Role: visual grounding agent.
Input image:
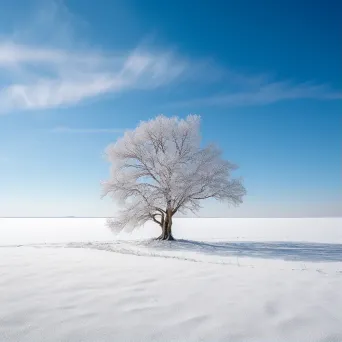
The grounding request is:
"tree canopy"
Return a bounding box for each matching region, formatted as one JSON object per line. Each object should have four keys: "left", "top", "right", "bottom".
{"left": 102, "top": 115, "right": 246, "bottom": 240}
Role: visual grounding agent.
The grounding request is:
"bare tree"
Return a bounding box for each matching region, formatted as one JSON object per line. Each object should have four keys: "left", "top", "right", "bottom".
{"left": 101, "top": 115, "right": 246, "bottom": 240}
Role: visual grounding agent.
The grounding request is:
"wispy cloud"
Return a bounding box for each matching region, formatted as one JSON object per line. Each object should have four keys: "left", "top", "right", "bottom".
{"left": 173, "top": 80, "right": 342, "bottom": 108}
{"left": 0, "top": 0, "right": 341, "bottom": 113}
{"left": 52, "top": 126, "right": 125, "bottom": 134}
{"left": 0, "top": 1, "right": 203, "bottom": 113}
{"left": 0, "top": 41, "right": 193, "bottom": 113}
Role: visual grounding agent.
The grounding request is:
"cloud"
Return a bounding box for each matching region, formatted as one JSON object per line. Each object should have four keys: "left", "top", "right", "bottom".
{"left": 0, "top": 1, "right": 199, "bottom": 113}
{"left": 0, "top": 0, "right": 341, "bottom": 113}
{"left": 0, "top": 41, "right": 192, "bottom": 112}
{"left": 173, "top": 80, "right": 342, "bottom": 108}
{"left": 52, "top": 126, "right": 125, "bottom": 134}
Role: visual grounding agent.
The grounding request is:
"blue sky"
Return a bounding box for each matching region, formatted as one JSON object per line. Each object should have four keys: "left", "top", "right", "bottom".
{"left": 0, "top": 0, "right": 341, "bottom": 217}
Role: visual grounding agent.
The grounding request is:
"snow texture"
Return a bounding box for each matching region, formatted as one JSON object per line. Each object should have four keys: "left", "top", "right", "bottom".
{"left": 0, "top": 218, "right": 342, "bottom": 342}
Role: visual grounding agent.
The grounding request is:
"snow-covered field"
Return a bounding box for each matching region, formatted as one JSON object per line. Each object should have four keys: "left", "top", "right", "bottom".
{"left": 1, "top": 218, "right": 342, "bottom": 342}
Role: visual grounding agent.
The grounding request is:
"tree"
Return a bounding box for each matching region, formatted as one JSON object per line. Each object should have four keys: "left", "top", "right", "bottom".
{"left": 101, "top": 115, "right": 246, "bottom": 240}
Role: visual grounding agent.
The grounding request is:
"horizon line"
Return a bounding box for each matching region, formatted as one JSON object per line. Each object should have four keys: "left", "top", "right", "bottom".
{"left": 1, "top": 216, "right": 341, "bottom": 219}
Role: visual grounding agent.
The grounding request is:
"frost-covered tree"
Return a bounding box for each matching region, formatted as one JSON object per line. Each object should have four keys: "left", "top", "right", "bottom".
{"left": 101, "top": 115, "right": 246, "bottom": 240}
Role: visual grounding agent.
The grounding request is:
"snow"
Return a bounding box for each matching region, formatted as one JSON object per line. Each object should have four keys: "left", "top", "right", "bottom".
{"left": 1, "top": 218, "right": 342, "bottom": 342}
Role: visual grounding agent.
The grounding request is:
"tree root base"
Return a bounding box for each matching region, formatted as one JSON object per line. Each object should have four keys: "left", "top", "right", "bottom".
{"left": 155, "top": 234, "right": 175, "bottom": 241}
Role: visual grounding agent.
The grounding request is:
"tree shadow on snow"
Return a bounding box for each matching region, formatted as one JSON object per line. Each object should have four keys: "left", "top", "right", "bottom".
{"left": 147, "top": 240, "right": 342, "bottom": 262}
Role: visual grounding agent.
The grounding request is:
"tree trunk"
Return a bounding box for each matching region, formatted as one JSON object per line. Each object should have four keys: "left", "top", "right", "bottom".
{"left": 156, "top": 210, "right": 174, "bottom": 241}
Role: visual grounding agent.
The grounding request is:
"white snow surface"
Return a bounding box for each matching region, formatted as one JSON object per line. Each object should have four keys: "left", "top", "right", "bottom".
{"left": 0, "top": 218, "right": 342, "bottom": 342}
